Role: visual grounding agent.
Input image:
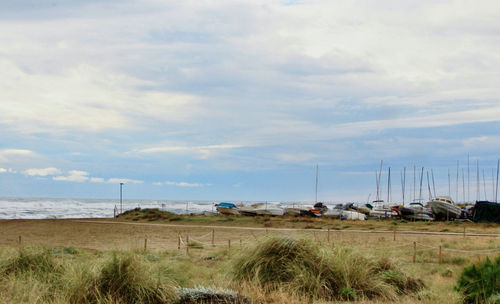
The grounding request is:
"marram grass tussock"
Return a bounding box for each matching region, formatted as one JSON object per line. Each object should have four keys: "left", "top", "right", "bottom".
{"left": 232, "top": 236, "right": 425, "bottom": 301}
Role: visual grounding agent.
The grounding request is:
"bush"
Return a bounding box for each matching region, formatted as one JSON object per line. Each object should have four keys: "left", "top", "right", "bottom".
{"left": 1, "top": 246, "right": 61, "bottom": 279}
{"left": 455, "top": 256, "right": 500, "bottom": 304}
{"left": 232, "top": 236, "right": 424, "bottom": 301}
{"left": 72, "top": 253, "right": 176, "bottom": 304}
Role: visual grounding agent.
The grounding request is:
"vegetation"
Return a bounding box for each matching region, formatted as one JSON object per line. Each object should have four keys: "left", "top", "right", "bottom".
{"left": 233, "top": 236, "right": 424, "bottom": 301}
{"left": 455, "top": 256, "right": 500, "bottom": 303}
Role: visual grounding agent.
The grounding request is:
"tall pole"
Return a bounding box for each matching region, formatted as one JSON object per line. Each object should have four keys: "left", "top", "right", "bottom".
{"left": 315, "top": 164, "right": 318, "bottom": 204}
{"left": 120, "top": 182, "right": 124, "bottom": 214}
{"left": 419, "top": 167, "right": 424, "bottom": 203}
{"left": 387, "top": 167, "right": 391, "bottom": 203}
{"left": 401, "top": 167, "right": 406, "bottom": 205}
{"left": 462, "top": 168, "right": 465, "bottom": 204}
{"left": 493, "top": 168, "right": 496, "bottom": 202}
{"left": 377, "top": 160, "right": 383, "bottom": 201}
{"left": 431, "top": 169, "right": 436, "bottom": 198}
{"left": 413, "top": 165, "right": 416, "bottom": 202}
{"left": 483, "top": 169, "right": 487, "bottom": 201}
{"left": 456, "top": 161, "right": 459, "bottom": 202}
{"left": 496, "top": 159, "right": 499, "bottom": 203}
{"left": 467, "top": 153, "right": 470, "bottom": 203}
{"left": 476, "top": 160, "right": 480, "bottom": 202}
{"left": 448, "top": 169, "right": 451, "bottom": 197}
{"left": 426, "top": 171, "right": 432, "bottom": 200}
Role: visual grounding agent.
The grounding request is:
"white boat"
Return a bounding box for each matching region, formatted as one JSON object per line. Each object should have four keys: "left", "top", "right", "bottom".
{"left": 341, "top": 210, "right": 366, "bottom": 220}
{"left": 215, "top": 202, "right": 240, "bottom": 215}
{"left": 240, "top": 203, "right": 284, "bottom": 216}
{"left": 323, "top": 208, "right": 342, "bottom": 219}
{"left": 284, "top": 206, "right": 308, "bottom": 216}
{"left": 366, "top": 201, "right": 398, "bottom": 218}
{"left": 428, "top": 196, "right": 461, "bottom": 220}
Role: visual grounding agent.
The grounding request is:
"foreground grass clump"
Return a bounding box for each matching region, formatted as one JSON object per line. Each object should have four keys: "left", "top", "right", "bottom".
{"left": 176, "top": 286, "right": 250, "bottom": 304}
{"left": 73, "top": 253, "right": 176, "bottom": 304}
{"left": 233, "top": 236, "right": 424, "bottom": 301}
{"left": 1, "top": 245, "right": 61, "bottom": 279}
{"left": 455, "top": 256, "right": 500, "bottom": 303}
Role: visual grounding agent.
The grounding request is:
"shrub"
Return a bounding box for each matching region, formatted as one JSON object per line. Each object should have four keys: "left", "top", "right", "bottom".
{"left": 176, "top": 285, "right": 250, "bottom": 304}
{"left": 232, "top": 236, "right": 424, "bottom": 301}
{"left": 1, "top": 246, "right": 61, "bottom": 279}
{"left": 455, "top": 256, "right": 500, "bottom": 304}
{"left": 73, "top": 253, "right": 176, "bottom": 304}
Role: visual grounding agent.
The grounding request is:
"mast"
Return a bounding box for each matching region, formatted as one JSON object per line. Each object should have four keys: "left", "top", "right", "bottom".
{"left": 401, "top": 167, "right": 406, "bottom": 205}
{"left": 315, "top": 164, "right": 318, "bottom": 204}
{"left": 426, "top": 171, "right": 432, "bottom": 200}
{"left": 462, "top": 168, "right": 465, "bottom": 204}
{"left": 493, "top": 168, "right": 496, "bottom": 202}
{"left": 413, "top": 165, "right": 416, "bottom": 202}
{"left": 467, "top": 153, "right": 470, "bottom": 203}
{"left": 496, "top": 159, "right": 499, "bottom": 203}
{"left": 431, "top": 169, "right": 436, "bottom": 198}
{"left": 456, "top": 161, "right": 459, "bottom": 203}
{"left": 448, "top": 169, "right": 451, "bottom": 197}
{"left": 419, "top": 167, "right": 424, "bottom": 203}
{"left": 476, "top": 159, "right": 480, "bottom": 201}
{"left": 483, "top": 169, "right": 487, "bottom": 201}
{"left": 377, "top": 160, "right": 383, "bottom": 201}
{"left": 387, "top": 167, "right": 391, "bottom": 203}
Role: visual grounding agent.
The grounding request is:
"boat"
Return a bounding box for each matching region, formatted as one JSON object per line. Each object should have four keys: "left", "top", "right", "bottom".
{"left": 215, "top": 202, "right": 240, "bottom": 215}
{"left": 239, "top": 203, "right": 284, "bottom": 216}
{"left": 366, "top": 201, "right": 398, "bottom": 218}
{"left": 284, "top": 205, "right": 309, "bottom": 216}
{"left": 428, "top": 196, "right": 461, "bottom": 220}
{"left": 341, "top": 210, "right": 366, "bottom": 220}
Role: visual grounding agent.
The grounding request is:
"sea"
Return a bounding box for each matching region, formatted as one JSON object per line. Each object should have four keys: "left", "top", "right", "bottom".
{"left": 0, "top": 197, "right": 226, "bottom": 219}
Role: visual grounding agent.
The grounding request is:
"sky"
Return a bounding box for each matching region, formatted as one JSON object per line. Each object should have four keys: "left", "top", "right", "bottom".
{"left": 1, "top": 0, "right": 500, "bottom": 202}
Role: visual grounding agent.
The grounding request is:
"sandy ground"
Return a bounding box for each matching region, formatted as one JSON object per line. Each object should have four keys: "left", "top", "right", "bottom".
{"left": 1, "top": 218, "right": 499, "bottom": 261}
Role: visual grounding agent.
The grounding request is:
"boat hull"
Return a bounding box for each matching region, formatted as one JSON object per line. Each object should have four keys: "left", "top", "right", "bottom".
{"left": 216, "top": 206, "right": 240, "bottom": 215}
{"left": 429, "top": 201, "right": 461, "bottom": 219}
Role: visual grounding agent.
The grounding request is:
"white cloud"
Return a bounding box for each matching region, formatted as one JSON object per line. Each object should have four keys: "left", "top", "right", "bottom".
{"left": 52, "top": 170, "right": 89, "bottom": 182}
{"left": 162, "top": 181, "right": 211, "bottom": 187}
{"left": 0, "top": 149, "right": 35, "bottom": 162}
{"left": 152, "top": 182, "right": 163, "bottom": 186}
{"left": 24, "top": 167, "right": 61, "bottom": 176}
{"left": 0, "top": 168, "right": 6, "bottom": 173}
{"left": 106, "top": 178, "right": 143, "bottom": 184}
{"left": 89, "top": 177, "right": 105, "bottom": 183}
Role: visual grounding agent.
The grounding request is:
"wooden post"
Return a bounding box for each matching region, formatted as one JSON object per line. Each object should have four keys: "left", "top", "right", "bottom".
{"left": 177, "top": 233, "right": 181, "bottom": 250}
{"left": 463, "top": 226, "right": 466, "bottom": 238}
{"left": 144, "top": 237, "right": 148, "bottom": 252}
{"left": 228, "top": 239, "right": 231, "bottom": 249}
{"left": 114, "top": 206, "right": 116, "bottom": 218}
{"left": 266, "top": 228, "right": 268, "bottom": 235}
{"left": 327, "top": 228, "right": 330, "bottom": 243}
{"left": 439, "top": 246, "right": 442, "bottom": 264}
{"left": 413, "top": 242, "right": 416, "bottom": 263}
{"left": 393, "top": 229, "right": 396, "bottom": 241}
{"left": 211, "top": 229, "right": 215, "bottom": 247}
{"left": 240, "top": 239, "right": 242, "bottom": 247}
{"left": 18, "top": 236, "right": 22, "bottom": 245}
{"left": 186, "top": 235, "right": 189, "bottom": 255}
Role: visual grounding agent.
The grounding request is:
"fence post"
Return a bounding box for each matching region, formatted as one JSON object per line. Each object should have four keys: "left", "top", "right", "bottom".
{"left": 186, "top": 235, "right": 189, "bottom": 255}
{"left": 393, "top": 229, "right": 396, "bottom": 241}
{"left": 240, "top": 239, "right": 242, "bottom": 247}
{"left": 212, "top": 229, "right": 215, "bottom": 247}
{"left": 439, "top": 246, "right": 442, "bottom": 264}
{"left": 18, "top": 236, "right": 22, "bottom": 245}
{"left": 413, "top": 242, "right": 416, "bottom": 263}
{"left": 144, "top": 237, "right": 148, "bottom": 252}
{"left": 177, "top": 233, "right": 181, "bottom": 250}
{"left": 327, "top": 228, "right": 330, "bottom": 243}
{"left": 463, "top": 226, "right": 466, "bottom": 238}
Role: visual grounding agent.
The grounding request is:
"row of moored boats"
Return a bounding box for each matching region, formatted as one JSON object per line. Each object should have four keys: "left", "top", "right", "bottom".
{"left": 214, "top": 196, "right": 465, "bottom": 221}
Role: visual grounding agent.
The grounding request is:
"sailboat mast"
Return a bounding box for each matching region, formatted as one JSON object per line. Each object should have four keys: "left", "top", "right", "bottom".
{"left": 413, "top": 165, "right": 416, "bottom": 202}
{"left": 377, "top": 160, "right": 383, "bottom": 201}
{"left": 387, "top": 167, "right": 391, "bottom": 203}
{"left": 496, "top": 159, "right": 499, "bottom": 203}
{"left": 431, "top": 169, "right": 436, "bottom": 197}
{"left": 315, "top": 164, "right": 318, "bottom": 204}
{"left": 456, "top": 161, "right": 459, "bottom": 202}
{"left": 467, "top": 153, "right": 470, "bottom": 203}
{"left": 476, "top": 159, "right": 480, "bottom": 201}
{"left": 483, "top": 169, "right": 487, "bottom": 201}
{"left": 462, "top": 168, "right": 465, "bottom": 204}
{"left": 401, "top": 167, "right": 406, "bottom": 205}
{"left": 419, "top": 167, "right": 424, "bottom": 203}
{"left": 426, "top": 171, "right": 432, "bottom": 200}
{"left": 448, "top": 169, "right": 451, "bottom": 197}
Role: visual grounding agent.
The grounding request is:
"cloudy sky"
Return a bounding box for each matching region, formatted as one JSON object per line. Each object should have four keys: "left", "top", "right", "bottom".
{"left": 1, "top": 0, "right": 500, "bottom": 202}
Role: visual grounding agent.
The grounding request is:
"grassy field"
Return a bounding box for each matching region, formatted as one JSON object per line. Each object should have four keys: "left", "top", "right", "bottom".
{"left": 0, "top": 210, "right": 499, "bottom": 303}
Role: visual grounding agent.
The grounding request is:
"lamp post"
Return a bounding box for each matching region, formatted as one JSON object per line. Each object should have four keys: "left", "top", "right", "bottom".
{"left": 120, "top": 182, "right": 124, "bottom": 214}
